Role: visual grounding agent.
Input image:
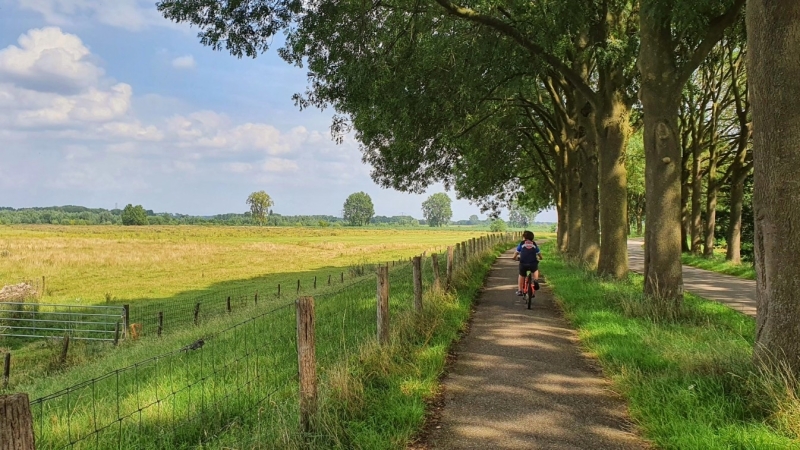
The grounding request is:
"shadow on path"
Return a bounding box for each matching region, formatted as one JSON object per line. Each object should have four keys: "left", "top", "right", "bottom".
{"left": 422, "top": 250, "right": 648, "bottom": 450}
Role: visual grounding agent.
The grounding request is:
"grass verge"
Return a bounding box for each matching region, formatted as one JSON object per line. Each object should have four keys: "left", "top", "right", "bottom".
{"left": 681, "top": 252, "right": 756, "bottom": 280}
{"left": 545, "top": 243, "right": 798, "bottom": 449}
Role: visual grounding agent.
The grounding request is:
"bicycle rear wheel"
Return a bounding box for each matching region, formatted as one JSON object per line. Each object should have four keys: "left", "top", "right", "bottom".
{"left": 526, "top": 274, "right": 533, "bottom": 309}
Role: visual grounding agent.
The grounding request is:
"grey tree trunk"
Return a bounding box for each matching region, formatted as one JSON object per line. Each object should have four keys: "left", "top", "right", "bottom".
{"left": 567, "top": 148, "right": 582, "bottom": 259}
{"left": 726, "top": 172, "right": 745, "bottom": 264}
{"left": 596, "top": 96, "right": 630, "bottom": 279}
{"left": 681, "top": 154, "right": 691, "bottom": 253}
{"left": 579, "top": 141, "right": 600, "bottom": 269}
{"left": 703, "top": 150, "right": 718, "bottom": 258}
{"left": 690, "top": 140, "right": 703, "bottom": 255}
{"left": 748, "top": 0, "right": 800, "bottom": 373}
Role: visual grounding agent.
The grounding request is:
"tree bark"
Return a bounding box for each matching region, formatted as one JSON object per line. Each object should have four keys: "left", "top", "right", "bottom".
{"left": 556, "top": 148, "right": 570, "bottom": 254}
{"left": 578, "top": 136, "right": 600, "bottom": 269}
{"left": 681, "top": 156, "right": 691, "bottom": 253}
{"left": 726, "top": 170, "right": 746, "bottom": 264}
{"left": 690, "top": 138, "right": 703, "bottom": 255}
{"left": 748, "top": 0, "right": 800, "bottom": 373}
{"left": 596, "top": 95, "right": 630, "bottom": 279}
{"left": 1, "top": 393, "right": 36, "bottom": 450}
{"left": 567, "top": 147, "right": 582, "bottom": 259}
{"left": 703, "top": 147, "right": 718, "bottom": 258}
{"left": 639, "top": 7, "right": 692, "bottom": 303}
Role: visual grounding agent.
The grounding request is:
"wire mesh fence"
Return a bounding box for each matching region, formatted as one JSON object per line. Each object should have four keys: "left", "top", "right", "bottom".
{"left": 14, "top": 233, "right": 519, "bottom": 449}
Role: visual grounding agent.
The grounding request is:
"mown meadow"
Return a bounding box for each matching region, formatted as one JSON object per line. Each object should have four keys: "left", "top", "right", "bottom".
{"left": 0, "top": 225, "right": 517, "bottom": 449}
{"left": 0, "top": 225, "right": 521, "bottom": 390}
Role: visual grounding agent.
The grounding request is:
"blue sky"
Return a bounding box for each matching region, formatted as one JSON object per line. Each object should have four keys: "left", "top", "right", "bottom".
{"left": 0, "top": 0, "right": 556, "bottom": 222}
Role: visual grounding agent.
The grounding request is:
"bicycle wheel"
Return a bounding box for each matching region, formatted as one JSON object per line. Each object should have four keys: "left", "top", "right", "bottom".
{"left": 526, "top": 274, "right": 533, "bottom": 309}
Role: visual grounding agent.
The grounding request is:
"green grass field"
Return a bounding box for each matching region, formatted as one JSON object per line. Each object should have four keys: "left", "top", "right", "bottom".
{"left": 8, "top": 232, "right": 512, "bottom": 449}
{"left": 545, "top": 243, "right": 798, "bottom": 449}
{"left": 1, "top": 226, "right": 534, "bottom": 391}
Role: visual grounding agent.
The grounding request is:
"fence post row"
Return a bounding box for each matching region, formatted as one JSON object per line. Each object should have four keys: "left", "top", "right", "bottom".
{"left": 0, "top": 393, "right": 35, "bottom": 450}
{"left": 377, "top": 266, "right": 390, "bottom": 346}
{"left": 446, "top": 246, "right": 454, "bottom": 290}
{"left": 412, "top": 256, "right": 423, "bottom": 313}
{"left": 295, "top": 296, "right": 317, "bottom": 434}
{"left": 431, "top": 253, "right": 440, "bottom": 288}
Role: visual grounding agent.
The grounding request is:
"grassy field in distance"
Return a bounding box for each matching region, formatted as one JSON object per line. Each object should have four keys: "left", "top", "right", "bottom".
{"left": 0, "top": 225, "right": 521, "bottom": 306}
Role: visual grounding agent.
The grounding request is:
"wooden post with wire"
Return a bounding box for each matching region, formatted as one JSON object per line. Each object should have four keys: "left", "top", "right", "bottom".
{"left": 3, "top": 353, "right": 11, "bottom": 389}
{"left": 431, "top": 253, "right": 440, "bottom": 288}
{"left": 446, "top": 246, "right": 454, "bottom": 290}
{"left": 295, "top": 296, "right": 317, "bottom": 435}
{"left": 193, "top": 303, "right": 200, "bottom": 325}
{"left": 377, "top": 266, "right": 390, "bottom": 345}
{"left": 157, "top": 312, "right": 164, "bottom": 337}
{"left": 412, "top": 256, "right": 423, "bottom": 313}
{"left": 0, "top": 393, "right": 35, "bottom": 450}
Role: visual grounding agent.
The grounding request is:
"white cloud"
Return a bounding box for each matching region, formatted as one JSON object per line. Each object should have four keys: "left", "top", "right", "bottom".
{"left": 0, "top": 27, "right": 105, "bottom": 93}
{"left": 18, "top": 0, "right": 168, "bottom": 32}
{"left": 171, "top": 55, "right": 195, "bottom": 69}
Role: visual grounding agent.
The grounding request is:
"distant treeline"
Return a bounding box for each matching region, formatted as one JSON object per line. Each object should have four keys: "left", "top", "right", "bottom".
{"left": 0, "top": 205, "right": 552, "bottom": 229}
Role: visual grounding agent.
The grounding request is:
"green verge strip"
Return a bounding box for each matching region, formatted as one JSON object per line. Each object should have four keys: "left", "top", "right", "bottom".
{"left": 543, "top": 242, "right": 799, "bottom": 449}
{"left": 681, "top": 252, "right": 756, "bottom": 280}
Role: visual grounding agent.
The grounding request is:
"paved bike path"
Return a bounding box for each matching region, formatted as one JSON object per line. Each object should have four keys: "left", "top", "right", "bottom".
{"left": 419, "top": 250, "right": 648, "bottom": 449}
{"left": 626, "top": 239, "right": 756, "bottom": 317}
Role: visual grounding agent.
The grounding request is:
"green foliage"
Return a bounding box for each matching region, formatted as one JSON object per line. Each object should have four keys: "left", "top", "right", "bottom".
{"left": 508, "top": 202, "right": 538, "bottom": 228}
{"left": 489, "top": 218, "right": 507, "bottom": 232}
{"left": 342, "top": 191, "right": 374, "bottom": 226}
{"left": 121, "top": 204, "right": 148, "bottom": 226}
{"left": 246, "top": 191, "right": 274, "bottom": 226}
{"left": 421, "top": 193, "right": 453, "bottom": 227}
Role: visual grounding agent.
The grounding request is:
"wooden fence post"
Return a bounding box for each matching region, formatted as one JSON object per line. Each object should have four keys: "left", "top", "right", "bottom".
{"left": 377, "top": 266, "right": 390, "bottom": 345}
{"left": 328, "top": 274, "right": 331, "bottom": 286}
{"left": 254, "top": 291, "right": 258, "bottom": 305}
{"left": 41, "top": 275, "right": 46, "bottom": 299}
{"left": 2, "top": 353, "right": 10, "bottom": 389}
{"left": 446, "top": 246, "right": 454, "bottom": 289}
{"left": 341, "top": 272, "right": 344, "bottom": 283}
{"left": 295, "top": 296, "right": 317, "bottom": 434}
{"left": 193, "top": 303, "right": 201, "bottom": 325}
{"left": 412, "top": 256, "right": 423, "bottom": 313}
{"left": 461, "top": 241, "right": 467, "bottom": 264}
{"left": 59, "top": 335, "right": 70, "bottom": 365}
{"left": 0, "top": 393, "right": 35, "bottom": 450}
{"left": 431, "top": 253, "right": 440, "bottom": 288}
{"left": 226, "top": 296, "right": 231, "bottom": 313}
{"left": 122, "top": 304, "right": 130, "bottom": 338}
{"left": 157, "top": 312, "right": 163, "bottom": 337}
{"left": 278, "top": 284, "right": 281, "bottom": 298}
{"left": 296, "top": 280, "right": 301, "bottom": 295}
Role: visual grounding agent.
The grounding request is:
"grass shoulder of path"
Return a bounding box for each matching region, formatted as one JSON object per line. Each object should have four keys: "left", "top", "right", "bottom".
{"left": 544, "top": 243, "right": 799, "bottom": 449}
{"left": 681, "top": 251, "right": 756, "bottom": 280}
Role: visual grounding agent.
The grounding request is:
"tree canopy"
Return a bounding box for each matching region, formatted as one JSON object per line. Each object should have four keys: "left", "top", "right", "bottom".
{"left": 246, "top": 191, "right": 274, "bottom": 226}
{"left": 422, "top": 193, "right": 453, "bottom": 227}
{"left": 121, "top": 204, "right": 148, "bottom": 226}
{"left": 342, "top": 192, "right": 375, "bottom": 226}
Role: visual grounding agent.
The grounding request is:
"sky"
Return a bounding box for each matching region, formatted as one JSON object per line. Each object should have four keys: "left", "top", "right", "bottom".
{"left": 0, "top": 0, "right": 557, "bottom": 222}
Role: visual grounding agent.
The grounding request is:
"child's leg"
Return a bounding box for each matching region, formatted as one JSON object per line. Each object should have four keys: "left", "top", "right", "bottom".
{"left": 518, "top": 274, "right": 524, "bottom": 291}
{"left": 533, "top": 270, "right": 540, "bottom": 291}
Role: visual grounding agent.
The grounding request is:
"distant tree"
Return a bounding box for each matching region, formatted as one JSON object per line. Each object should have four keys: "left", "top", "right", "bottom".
{"left": 422, "top": 193, "right": 453, "bottom": 227}
{"left": 121, "top": 204, "right": 148, "bottom": 226}
{"left": 468, "top": 214, "right": 480, "bottom": 225}
{"left": 490, "top": 218, "right": 507, "bottom": 232}
{"left": 342, "top": 192, "right": 375, "bottom": 226}
{"left": 246, "top": 191, "right": 274, "bottom": 226}
{"left": 508, "top": 203, "right": 537, "bottom": 228}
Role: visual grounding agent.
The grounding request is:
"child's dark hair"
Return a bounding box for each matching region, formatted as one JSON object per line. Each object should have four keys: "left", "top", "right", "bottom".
{"left": 522, "top": 230, "right": 534, "bottom": 241}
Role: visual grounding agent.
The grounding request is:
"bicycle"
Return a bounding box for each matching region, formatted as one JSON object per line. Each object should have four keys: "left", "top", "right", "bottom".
{"left": 522, "top": 269, "right": 538, "bottom": 309}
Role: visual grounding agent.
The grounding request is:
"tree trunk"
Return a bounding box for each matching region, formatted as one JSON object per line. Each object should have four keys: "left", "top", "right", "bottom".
{"left": 703, "top": 149, "right": 718, "bottom": 258}
{"left": 0, "top": 393, "right": 35, "bottom": 450}
{"left": 681, "top": 158, "right": 691, "bottom": 253}
{"left": 567, "top": 147, "right": 582, "bottom": 259}
{"left": 639, "top": 15, "right": 684, "bottom": 302}
{"left": 726, "top": 171, "right": 745, "bottom": 264}
{"left": 636, "top": 209, "right": 643, "bottom": 235}
{"left": 555, "top": 176, "right": 569, "bottom": 254}
{"left": 749, "top": 0, "right": 800, "bottom": 373}
{"left": 596, "top": 95, "right": 630, "bottom": 279}
{"left": 579, "top": 142, "right": 600, "bottom": 269}
{"left": 690, "top": 140, "right": 703, "bottom": 255}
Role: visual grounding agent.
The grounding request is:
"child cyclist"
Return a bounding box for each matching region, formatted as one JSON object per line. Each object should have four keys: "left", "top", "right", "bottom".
{"left": 513, "top": 230, "right": 543, "bottom": 296}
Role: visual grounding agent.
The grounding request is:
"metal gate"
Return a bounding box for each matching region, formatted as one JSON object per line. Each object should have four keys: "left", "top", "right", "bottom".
{"left": 0, "top": 302, "right": 125, "bottom": 341}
